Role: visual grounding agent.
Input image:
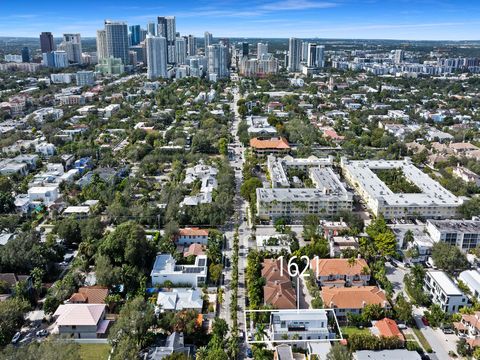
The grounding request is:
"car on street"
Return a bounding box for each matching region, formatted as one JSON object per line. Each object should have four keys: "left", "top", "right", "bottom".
{"left": 421, "top": 316, "right": 429, "bottom": 326}
{"left": 11, "top": 332, "right": 21, "bottom": 344}
{"left": 246, "top": 348, "right": 253, "bottom": 358}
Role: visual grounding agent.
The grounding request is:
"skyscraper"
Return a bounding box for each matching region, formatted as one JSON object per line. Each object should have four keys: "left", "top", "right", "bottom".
{"left": 187, "top": 35, "right": 197, "bottom": 56}
{"left": 43, "top": 51, "right": 68, "bottom": 68}
{"left": 147, "top": 22, "right": 157, "bottom": 36}
{"left": 157, "top": 16, "right": 176, "bottom": 64}
{"left": 104, "top": 20, "right": 129, "bottom": 65}
{"left": 204, "top": 31, "right": 213, "bottom": 57}
{"left": 146, "top": 34, "right": 167, "bottom": 79}
{"left": 394, "top": 49, "right": 404, "bottom": 64}
{"left": 307, "top": 43, "right": 325, "bottom": 68}
{"left": 257, "top": 43, "right": 268, "bottom": 60}
{"left": 130, "top": 25, "right": 141, "bottom": 46}
{"left": 288, "top": 37, "right": 302, "bottom": 72}
{"left": 175, "top": 37, "right": 187, "bottom": 65}
{"left": 40, "top": 32, "right": 55, "bottom": 53}
{"left": 301, "top": 41, "right": 309, "bottom": 62}
{"left": 96, "top": 30, "right": 108, "bottom": 60}
{"left": 58, "top": 34, "right": 82, "bottom": 64}
{"left": 21, "top": 47, "right": 31, "bottom": 63}
{"left": 242, "top": 42, "right": 249, "bottom": 57}
{"left": 208, "top": 44, "right": 229, "bottom": 81}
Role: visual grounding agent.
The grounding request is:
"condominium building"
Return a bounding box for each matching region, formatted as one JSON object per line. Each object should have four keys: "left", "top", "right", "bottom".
{"left": 157, "top": 16, "right": 176, "bottom": 64}
{"left": 426, "top": 219, "right": 480, "bottom": 251}
{"left": 288, "top": 38, "right": 302, "bottom": 72}
{"left": 424, "top": 270, "right": 469, "bottom": 313}
{"left": 96, "top": 30, "right": 108, "bottom": 60}
{"left": 95, "top": 57, "right": 125, "bottom": 75}
{"left": 207, "top": 44, "right": 229, "bottom": 81}
{"left": 270, "top": 310, "right": 332, "bottom": 341}
{"left": 58, "top": 34, "right": 82, "bottom": 64}
{"left": 76, "top": 71, "right": 95, "bottom": 87}
{"left": 146, "top": 35, "right": 168, "bottom": 79}
{"left": 257, "top": 42, "right": 268, "bottom": 60}
{"left": 104, "top": 21, "right": 129, "bottom": 65}
{"left": 175, "top": 37, "right": 187, "bottom": 65}
{"left": 341, "top": 158, "right": 462, "bottom": 219}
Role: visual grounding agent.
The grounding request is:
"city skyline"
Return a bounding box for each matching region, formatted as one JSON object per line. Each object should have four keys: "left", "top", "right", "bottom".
{"left": 1, "top": 0, "right": 480, "bottom": 40}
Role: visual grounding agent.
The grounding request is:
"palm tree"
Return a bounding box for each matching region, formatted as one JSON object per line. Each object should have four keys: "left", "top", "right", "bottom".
{"left": 254, "top": 323, "right": 268, "bottom": 342}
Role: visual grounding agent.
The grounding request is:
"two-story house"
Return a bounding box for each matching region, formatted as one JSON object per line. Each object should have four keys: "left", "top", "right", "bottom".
{"left": 310, "top": 258, "right": 370, "bottom": 287}
{"left": 176, "top": 228, "right": 209, "bottom": 245}
{"left": 150, "top": 253, "right": 207, "bottom": 287}
{"left": 270, "top": 310, "right": 333, "bottom": 342}
{"left": 424, "top": 270, "right": 470, "bottom": 313}
{"left": 53, "top": 303, "right": 110, "bottom": 339}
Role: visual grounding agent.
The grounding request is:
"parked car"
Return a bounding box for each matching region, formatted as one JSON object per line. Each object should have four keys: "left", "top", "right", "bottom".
{"left": 11, "top": 332, "right": 21, "bottom": 344}
{"left": 442, "top": 327, "right": 454, "bottom": 334}
{"left": 246, "top": 348, "right": 253, "bottom": 358}
{"left": 421, "top": 316, "right": 430, "bottom": 326}
{"left": 398, "top": 324, "right": 408, "bottom": 330}
{"left": 36, "top": 329, "right": 48, "bottom": 337}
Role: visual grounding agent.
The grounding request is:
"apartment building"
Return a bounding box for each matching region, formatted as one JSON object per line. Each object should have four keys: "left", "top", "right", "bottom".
{"left": 427, "top": 219, "right": 480, "bottom": 251}
{"left": 310, "top": 258, "right": 370, "bottom": 287}
{"left": 423, "top": 270, "right": 469, "bottom": 313}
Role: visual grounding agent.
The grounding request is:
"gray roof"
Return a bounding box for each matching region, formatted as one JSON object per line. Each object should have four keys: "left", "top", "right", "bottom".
{"left": 428, "top": 219, "right": 480, "bottom": 234}
{"left": 355, "top": 350, "right": 422, "bottom": 360}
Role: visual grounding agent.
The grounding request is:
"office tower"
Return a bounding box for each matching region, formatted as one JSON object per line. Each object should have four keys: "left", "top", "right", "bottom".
{"left": 146, "top": 35, "right": 168, "bottom": 79}
{"left": 301, "top": 41, "right": 309, "bottom": 62}
{"left": 96, "top": 30, "right": 108, "bottom": 60}
{"left": 157, "top": 16, "right": 176, "bottom": 64}
{"left": 175, "top": 37, "right": 187, "bottom": 65}
{"left": 58, "top": 34, "right": 82, "bottom": 63}
{"left": 104, "top": 20, "right": 129, "bottom": 65}
{"left": 147, "top": 22, "right": 156, "bottom": 36}
{"left": 21, "top": 47, "right": 31, "bottom": 63}
{"left": 257, "top": 43, "right": 268, "bottom": 60}
{"left": 307, "top": 43, "right": 325, "bottom": 68}
{"left": 204, "top": 31, "right": 213, "bottom": 56}
{"left": 242, "top": 43, "right": 249, "bottom": 57}
{"left": 288, "top": 37, "right": 302, "bottom": 72}
{"left": 130, "top": 45, "right": 145, "bottom": 63}
{"left": 208, "top": 44, "right": 229, "bottom": 81}
{"left": 130, "top": 25, "right": 141, "bottom": 46}
{"left": 43, "top": 51, "right": 68, "bottom": 68}
{"left": 394, "top": 49, "right": 404, "bottom": 64}
{"left": 40, "top": 32, "right": 55, "bottom": 53}
{"left": 187, "top": 35, "right": 197, "bottom": 56}
{"left": 76, "top": 70, "right": 95, "bottom": 86}
{"left": 140, "top": 29, "right": 147, "bottom": 42}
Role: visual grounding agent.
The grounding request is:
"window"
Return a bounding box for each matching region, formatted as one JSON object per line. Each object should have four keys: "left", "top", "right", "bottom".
{"left": 444, "top": 233, "right": 457, "bottom": 246}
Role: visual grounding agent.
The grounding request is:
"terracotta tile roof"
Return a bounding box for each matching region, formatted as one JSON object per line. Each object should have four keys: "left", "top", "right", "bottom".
{"left": 69, "top": 286, "right": 108, "bottom": 304}
{"left": 310, "top": 258, "right": 369, "bottom": 277}
{"left": 178, "top": 227, "right": 209, "bottom": 237}
{"left": 321, "top": 286, "right": 389, "bottom": 310}
{"left": 183, "top": 243, "right": 205, "bottom": 257}
{"left": 250, "top": 137, "right": 290, "bottom": 150}
{"left": 459, "top": 313, "right": 480, "bottom": 331}
{"left": 375, "top": 318, "right": 405, "bottom": 342}
{"left": 264, "top": 280, "right": 296, "bottom": 309}
{"left": 262, "top": 259, "right": 290, "bottom": 283}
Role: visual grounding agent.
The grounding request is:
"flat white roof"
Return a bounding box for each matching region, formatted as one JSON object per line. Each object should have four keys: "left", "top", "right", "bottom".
{"left": 459, "top": 270, "right": 480, "bottom": 295}
{"left": 427, "top": 270, "right": 463, "bottom": 296}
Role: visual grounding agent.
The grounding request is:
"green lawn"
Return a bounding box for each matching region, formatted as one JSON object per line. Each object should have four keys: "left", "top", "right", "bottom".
{"left": 79, "top": 344, "right": 111, "bottom": 360}
{"left": 412, "top": 328, "right": 433, "bottom": 353}
{"left": 340, "top": 326, "right": 370, "bottom": 338}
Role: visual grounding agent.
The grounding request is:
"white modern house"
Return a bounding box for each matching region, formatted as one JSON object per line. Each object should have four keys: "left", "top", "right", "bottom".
{"left": 270, "top": 310, "right": 332, "bottom": 342}
{"left": 424, "top": 270, "right": 470, "bottom": 313}
{"left": 27, "top": 186, "right": 60, "bottom": 205}
{"left": 341, "top": 158, "right": 462, "bottom": 220}
{"left": 151, "top": 254, "right": 207, "bottom": 287}
{"left": 426, "top": 219, "right": 480, "bottom": 251}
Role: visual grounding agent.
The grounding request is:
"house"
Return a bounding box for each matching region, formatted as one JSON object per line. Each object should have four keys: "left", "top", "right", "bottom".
{"left": 274, "top": 344, "right": 306, "bottom": 360}
{"left": 372, "top": 318, "right": 405, "bottom": 343}
{"left": 453, "top": 166, "right": 480, "bottom": 187}
{"left": 53, "top": 303, "right": 109, "bottom": 338}
{"left": 264, "top": 280, "right": 296, "bottom": 309}
{"left": 354, "top": 350, "right": 421, "bottom": 360}
{"left": 423, "top": 270, "right": 469, "bottom": 313}
{"left": 68, "top": 286, "right": 109, "bottom": 304}
{"left": 329, "top": 236, "right": 359, "bottom": 257}
{"left": 27, "top": 186, "right": 60, "bottom": 205}
{"left": 156, "top": 288, "right": 203, "bottom": 313}
{"left": 310, "top": 258, "right": 370, "bottom": 287}
{"left": 321, "top": 286, "right": 390, "bottom": 320}
{"left": 262, "top": 259, "right": 289, "bottom": 283}
{"left": 246, "top": 116, "right": 277, "bottom": 137}
{"left": 176, "top": 228, "right": 209, "bottom": 245}
{"left": 0, "top": 273, "right": 32, "bottom": 300}
{"left": 151, "top": 254, "right": 207, "bottom": 287}
{"left": 269, "top": 310, "right": 332, "bottom": 342}
{"left": 453, "top": 312, "right": 480, "bottom": 339}
{"left": 183, "top": 243, "right": 205, "bottom": 258}
{"left": 144, "top": 332, "right": 191, "bottom": 360}
{"left": 250, "top": 137, "right": 290, "bottom": 154}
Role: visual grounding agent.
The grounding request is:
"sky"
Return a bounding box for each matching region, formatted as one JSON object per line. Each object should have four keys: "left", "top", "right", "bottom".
{"left": 1, "top": 0, "right": 480, "bottom": 40}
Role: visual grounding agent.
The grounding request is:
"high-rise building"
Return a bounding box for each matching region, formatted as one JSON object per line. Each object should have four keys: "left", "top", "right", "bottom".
{"left": 157, "top": 16, "right": 176, "bottom": 64}
{"left": 130, "top": 25, "right": 141, "bottom": 46}
{"left": 208, "top": 44, "right": 229, "bottom": 81}
{"left": 96, "top": 30, "right": 108, "bottom": 60}
{"left": 394, "top": 49, "right": 404, "bottom": 64}
{"left": 43, "top": 51, "right": 68, "bottom": 68}
{"left": 175, "top": 37, "right": 187, "bottom": 65}
{"left": 147, "top": 22, "right": 157, "bottom": 36}
{"left": 76, "top": 70, "right": 95, "bottom": 86}
{"left": 187, "top": 35, "right": 197, "bottom": 56}
{"left": 288, "top": 37, "right": 302, "bottom": 72}
{"left": 257, "top": 43, "right": 268, "bottom": 60}
{"left": 204, "top": 31, "right": 213, "bottom": 56}
{"left": 104, "top": 20, "right": 129, "bottom": 65}
{"left": 21, "top": 47, "right": 31, "bottom": 63}
{"left": 307, "top": 43, "right": 325, "bottom": 68}
{"left": 242, "top": 42, "right": 249, "bottom": 57}
{"left": 58, "top": 34, "right": 82, "bottom": 64}
{"left": 140, "top": 29, "right": 147, "bottom": 42}
{"left": 146, "top": 34, "right": 168, "bottom": 79}
{"left": 40, "top": 32, "right": 55, "bottom": 53}
{"left": 130, "top": 45, "right": 145, "bottom": 63}
{"left": 301, "top": 41, "right": 309, "bottom": 62}
{"left": 95, "top": 57, "right": 125, "bottom": 75}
